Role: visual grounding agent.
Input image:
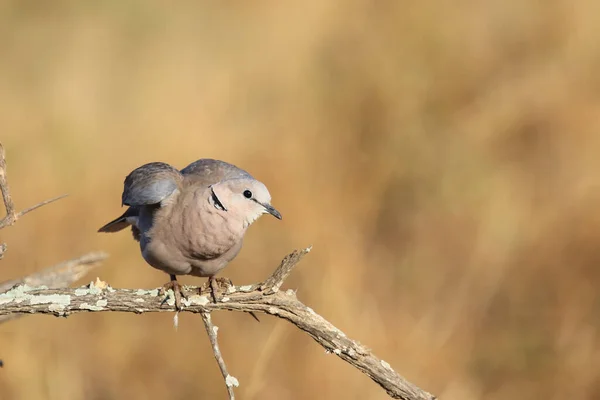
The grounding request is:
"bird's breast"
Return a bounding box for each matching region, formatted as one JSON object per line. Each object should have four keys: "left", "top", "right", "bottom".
{"left": 179, "top": 204, "right": 245, "bottom": 261}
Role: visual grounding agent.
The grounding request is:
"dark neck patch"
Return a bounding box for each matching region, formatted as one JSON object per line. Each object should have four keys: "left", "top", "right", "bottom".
{"left": 211, "top": 187, "right": 228, "bottom": 211}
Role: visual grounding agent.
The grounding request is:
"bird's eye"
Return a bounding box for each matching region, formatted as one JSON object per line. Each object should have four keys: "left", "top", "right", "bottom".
{"left": 243, "top": 190, "right": 252, "bottom": 199}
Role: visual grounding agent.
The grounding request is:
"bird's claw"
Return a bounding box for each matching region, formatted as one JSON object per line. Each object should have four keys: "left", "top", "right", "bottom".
{"left": 160, "top": 278, "right": 186, "bottom": 311}
{"left": 201, "top": 276, "right": 233, "bottom": 303}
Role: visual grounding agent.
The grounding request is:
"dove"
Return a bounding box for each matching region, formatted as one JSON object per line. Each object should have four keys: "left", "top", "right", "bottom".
{"left": 98, "top": 159, "right": 282, "bottom": 310}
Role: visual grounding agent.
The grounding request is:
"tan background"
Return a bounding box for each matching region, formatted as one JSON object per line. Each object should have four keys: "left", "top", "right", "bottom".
{"left": 1, "top": 1, "right": 600, "bottom": 399}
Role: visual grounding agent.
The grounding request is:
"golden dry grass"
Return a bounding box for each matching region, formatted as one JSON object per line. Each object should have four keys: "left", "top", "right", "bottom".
{"left": 0, "top": 1, "right": 599, "bottom": 399}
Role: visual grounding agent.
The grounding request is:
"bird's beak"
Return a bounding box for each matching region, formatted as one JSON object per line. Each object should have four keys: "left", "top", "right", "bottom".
{"left": 263, "top": 203, "right": 282, "bottom": 220}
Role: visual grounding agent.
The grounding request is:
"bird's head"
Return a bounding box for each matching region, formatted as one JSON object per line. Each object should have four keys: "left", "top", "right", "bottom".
{"left": 208, "top": 178, "right": 282, "bottom": 227}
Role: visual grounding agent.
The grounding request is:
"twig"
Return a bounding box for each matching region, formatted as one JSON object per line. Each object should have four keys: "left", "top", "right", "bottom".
{"left": 0, "top": 143, "right": 16, "bottom": 229}
{"left": 0, "top": 248, "right": 435, "bottom": 400}
{"left": 0, "top": 251, "right": 108, "bottom": 324}
{"left": 15, "top": 194, "right": 68, "bottom": 220}
{"left": 0, "top": 194, "right": 68, "bottom": 230}
{"left": 0, "top": 142, "right": 98, "bottom": 369}
{"left": 0, "top": 142, "right": 68, "bottom": 232}
{"left": 202, "top": 312, "right": 238, "bottom": 399}
{"left": 259, "top": 247, "right": 311, "bottom": 294}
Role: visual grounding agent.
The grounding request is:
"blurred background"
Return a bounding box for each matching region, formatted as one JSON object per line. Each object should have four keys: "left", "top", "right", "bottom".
{"left": 0, "top": 1, "right": 599, "bottom": 399}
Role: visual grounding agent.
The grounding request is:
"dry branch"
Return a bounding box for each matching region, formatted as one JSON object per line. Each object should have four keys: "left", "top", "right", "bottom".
{"left": 202, "top": 312, "right": 238, "bottom": 399}
{"left": 0, "top": 142, "right": 67, "bottom": 245}
{"left": 0, "top": 143, "right": 16, "bottom": 229}
{"left": 0, "top": 251, "right": 108, "bottom": 324}
{"left": 0, "top": 142, "right": 103, "bottom": 368}
{"left": 0, "top": 252, "right": 108, "bottom": 294}
{"left": 0, "top": 248, "right": 436, "bottom": 400}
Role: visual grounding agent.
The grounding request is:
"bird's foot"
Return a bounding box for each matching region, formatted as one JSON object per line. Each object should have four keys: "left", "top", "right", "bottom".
{"left": 201, "top": 276, "right": 233, "bottom": 303}
{"left": 160, "top": 276, "right": 186, "bottom": 311}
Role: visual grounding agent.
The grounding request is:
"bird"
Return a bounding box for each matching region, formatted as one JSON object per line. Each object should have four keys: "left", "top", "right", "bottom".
{"left": 97, "top": 158, "right": 282, "bottom": 310}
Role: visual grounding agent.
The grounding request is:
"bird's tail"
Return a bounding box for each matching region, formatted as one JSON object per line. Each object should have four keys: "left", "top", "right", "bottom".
{"left": 98, "top": 207, "right": 139, "bottom": 233}
{"left": 97, "top": 214, "right": 130, "bottom": 233}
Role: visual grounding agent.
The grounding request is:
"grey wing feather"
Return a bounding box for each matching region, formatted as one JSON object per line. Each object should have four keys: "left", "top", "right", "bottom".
{"left": 98, "top": 161, "right": 181, "bottom": 240}
{"left": 122, "top": 162, "right": 183, "bottom": 206}
{"left": 180, "top": 158, "right": 253, "bottom": 186}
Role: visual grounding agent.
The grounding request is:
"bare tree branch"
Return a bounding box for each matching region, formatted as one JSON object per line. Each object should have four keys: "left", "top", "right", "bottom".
{"left": 0, "top": 142, "right": 96, "bottom": 301}
{"left": 0, "top": 251, "right": 109, "bottom": 293}
{"left": 0, "top": 142, "right": 102, "bottom": 371}
{"left": 0, "top": 193, "right": 68, "bottom": 230}
{"left": 0, "top": 251, "right": 109, "bottom": 324}
{"left": 0, "top": 142, "right": 67, "bottom": 233}
{"left": 0, "top": 248, "right": 436, "bottom": 400}
{"left": 202, "top": 312, "right": 238, "bottom": 399}
{"left": 15, "top": 194, "right": 69, "bottom": 221}
{"left": 0, "top": 143, "right": 16, "bottom": 229}
{"left": 259, "top": 247, "right": 310, "bottom": 294}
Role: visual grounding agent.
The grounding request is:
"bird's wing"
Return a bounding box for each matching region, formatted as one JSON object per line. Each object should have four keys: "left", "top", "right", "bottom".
{"left": 121, "top": 162, "right": 183, "bottom": 206}
{"left": 180, "top": 158, "right": 253, "bottom": 186}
